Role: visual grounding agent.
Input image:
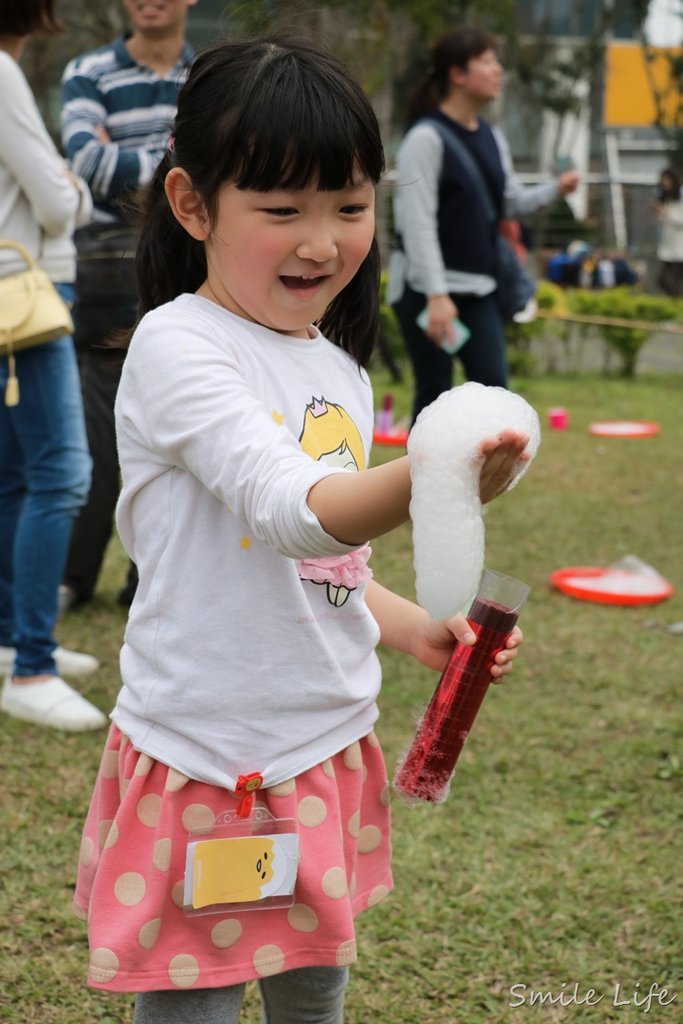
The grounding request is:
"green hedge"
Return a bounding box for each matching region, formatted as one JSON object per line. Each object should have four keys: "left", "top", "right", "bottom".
{"left": 509, "top": 284, "right": 683, "bottom": 377}
{"left": 379, "top": 275, "right": 683, "bottom": 379}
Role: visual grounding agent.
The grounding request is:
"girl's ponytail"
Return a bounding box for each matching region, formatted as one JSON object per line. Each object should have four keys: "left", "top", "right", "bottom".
{"left": 135, "top": 150, "right": 207, "bottom": 318}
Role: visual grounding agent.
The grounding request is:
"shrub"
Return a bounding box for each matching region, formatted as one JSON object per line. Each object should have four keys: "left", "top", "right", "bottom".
{"left": 505, "top": 281, "right": 569, "bottom": 376}
{"left": 566, "top": 288, "right": 681, "bottom": 377}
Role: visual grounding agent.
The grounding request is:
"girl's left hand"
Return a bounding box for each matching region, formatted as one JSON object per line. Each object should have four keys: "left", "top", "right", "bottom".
{"left": 412, "top": 612, "right": 523, "bottom": 680}
{"left": 478, "top": 430, "right": 530, "bottom": 504}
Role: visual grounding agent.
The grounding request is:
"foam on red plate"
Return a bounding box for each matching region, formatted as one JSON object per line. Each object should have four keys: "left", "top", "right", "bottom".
{"left": 550, "top": 566, "right": 673, "bottom": 605}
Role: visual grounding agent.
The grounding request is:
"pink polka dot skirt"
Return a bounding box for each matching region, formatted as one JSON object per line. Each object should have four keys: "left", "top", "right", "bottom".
{"left": 74, "top": 726, "right": 393, "bottom": 992}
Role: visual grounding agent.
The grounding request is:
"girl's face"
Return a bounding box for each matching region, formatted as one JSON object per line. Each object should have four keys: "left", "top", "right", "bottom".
{"left": 198, "top": 177, "right": 376, "bottom": 338}
{"left": 453, "top": 48, "right": 503, "bottom": 104}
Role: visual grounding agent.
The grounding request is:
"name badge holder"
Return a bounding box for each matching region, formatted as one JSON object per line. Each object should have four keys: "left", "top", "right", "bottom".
{"left": 183, "top": 804, "right": 299, "bottom": 917}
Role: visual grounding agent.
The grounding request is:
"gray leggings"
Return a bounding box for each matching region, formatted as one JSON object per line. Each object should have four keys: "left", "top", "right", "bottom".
{"left": 133, "top": 965, "right": 349, "bottom": 1024}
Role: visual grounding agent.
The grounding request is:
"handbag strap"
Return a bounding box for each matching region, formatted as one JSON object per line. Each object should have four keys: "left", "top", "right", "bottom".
{"left": 421, "top": 118, "right": 499, "bottom": 226}
{"left": 0, "top": 238, "right": 38, "bottom": 272}
{"left": 0, "top": 239, "right": 40, "bottom": 338}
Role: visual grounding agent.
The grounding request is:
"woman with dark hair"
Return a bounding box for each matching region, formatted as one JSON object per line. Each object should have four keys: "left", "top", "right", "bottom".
{"left": 388, "top": 26, "right": 579, "bottom": 423}
{"left": 653, "top": 166, "right": 683, "bottom": 297}
{"left": 0, "top": 0, "right": 104, "bottom": 730}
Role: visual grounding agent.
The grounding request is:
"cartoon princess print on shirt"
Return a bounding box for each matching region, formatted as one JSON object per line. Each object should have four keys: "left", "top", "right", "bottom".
{"left": 297, "top": 396, "right": 372, "bottom": 607}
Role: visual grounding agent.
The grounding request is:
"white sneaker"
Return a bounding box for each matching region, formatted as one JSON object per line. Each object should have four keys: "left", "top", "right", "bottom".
{"left": 0, "top": 645, "right": 99, "bottom": 676}
{"left": 1, "top": 675, "right": 107, "bottom": 732}
{"left": 54, "top": 646, "right": 100, "bottom": 676}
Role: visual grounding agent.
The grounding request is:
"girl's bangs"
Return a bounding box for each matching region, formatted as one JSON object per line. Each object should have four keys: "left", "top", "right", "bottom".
{"left": 226, "top": 76, "right": 383, "bottom": 192}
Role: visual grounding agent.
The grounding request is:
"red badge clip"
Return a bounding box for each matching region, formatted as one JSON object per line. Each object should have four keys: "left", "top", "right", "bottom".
{"left": 235, "top": 771, "right": 263, "bottom": 818}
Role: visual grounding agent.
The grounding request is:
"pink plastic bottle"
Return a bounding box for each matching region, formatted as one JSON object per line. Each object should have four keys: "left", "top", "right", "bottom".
{"left": 375, "top": 393, "right": 394, "bottom": 435}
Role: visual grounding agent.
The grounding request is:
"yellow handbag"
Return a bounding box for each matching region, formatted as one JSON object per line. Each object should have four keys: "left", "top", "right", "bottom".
{"left": 0, "top": 239, "right": 74, "bottom": 406}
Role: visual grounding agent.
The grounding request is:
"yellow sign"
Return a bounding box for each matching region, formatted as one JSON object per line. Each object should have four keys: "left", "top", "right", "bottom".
{"left": 604, "top": 42, "right": 682, "bottom": 127}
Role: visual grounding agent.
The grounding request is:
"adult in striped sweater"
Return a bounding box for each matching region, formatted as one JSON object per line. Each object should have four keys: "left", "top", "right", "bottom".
{"left": 58, "top": 0, "right": 196, "bottom": 614}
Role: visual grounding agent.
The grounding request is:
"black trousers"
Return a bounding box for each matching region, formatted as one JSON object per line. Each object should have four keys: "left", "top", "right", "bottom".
{"left": 63, "top": 227, "right": 140, "bottom": 603}
{"left": 62, "top": 350, "right": 136, "bottom": 602}
{"left": 392, "top": 283, "right": 508, "bottom": 424}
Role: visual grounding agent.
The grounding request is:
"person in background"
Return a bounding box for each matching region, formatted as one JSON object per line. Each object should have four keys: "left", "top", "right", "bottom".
{"left": 0, "top": 0, "right": 105, "bottom": 731}
{"left": 546, "top": 243, "right": 583, "bottom": 287}
{"left": 58, "top": 0, "right": 196, "bottom": 614}
{"left": 595, "top": 250, "right": 639, "bottom": 289}
{"left": 652, "top": 166, "right": 683, "bottom": 297}
{"left": 546, "top": 242, "right": 639, "bottom": 289}
{"left": 388, "top": 26, "right": 579, "bottom": 424}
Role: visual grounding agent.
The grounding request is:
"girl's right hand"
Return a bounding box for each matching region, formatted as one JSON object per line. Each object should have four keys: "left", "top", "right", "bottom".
{"left": 424, "top": 293, "right": 458, "bottom": 347}
{"left": 478, "top": 430, "right": 530, "bottom": 503}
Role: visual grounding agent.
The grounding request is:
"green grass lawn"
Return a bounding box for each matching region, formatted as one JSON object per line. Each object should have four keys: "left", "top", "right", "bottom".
{"left": 2, "top": 367, "right": 682, "bottom": 1023}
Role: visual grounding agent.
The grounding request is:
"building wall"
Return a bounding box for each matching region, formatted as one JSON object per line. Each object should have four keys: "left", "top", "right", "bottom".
{"left": 503, "top": 7, "right": 680, "bottom": 256}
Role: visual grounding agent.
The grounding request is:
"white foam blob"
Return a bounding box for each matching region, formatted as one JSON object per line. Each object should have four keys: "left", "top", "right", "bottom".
{"left": 408, "top": 383, "right": 540, "bottom": 619}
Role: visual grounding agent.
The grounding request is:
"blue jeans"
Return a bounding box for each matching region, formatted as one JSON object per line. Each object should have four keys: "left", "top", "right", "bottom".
{"left": 0, "top": 283, "right": 91, "bottom": 676}
{"left": 393, "top": 284, "right": 508, "bottom": 424}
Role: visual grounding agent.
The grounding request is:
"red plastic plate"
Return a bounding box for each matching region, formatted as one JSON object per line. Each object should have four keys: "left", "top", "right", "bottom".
{"left": 588, "top": 420, "right": 660, "bottom": 438}
{"left": 372, "top": 429, "right": 409, "bottom": 447}
{"left": 550, "top": 566, "right": 674, "bottom": 605}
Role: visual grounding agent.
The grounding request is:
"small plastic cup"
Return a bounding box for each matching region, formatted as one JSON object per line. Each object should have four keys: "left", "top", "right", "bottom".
{"left": 547, "top": 407, "right": 568, "bottom": 430}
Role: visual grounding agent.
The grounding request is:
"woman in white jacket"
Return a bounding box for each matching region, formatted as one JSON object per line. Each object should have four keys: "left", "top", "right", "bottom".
{"left": 653, "top": 167, "right": 683, "bottom": 297}
{"left": 0, "top": 0, "right": 105, "bottom": 731}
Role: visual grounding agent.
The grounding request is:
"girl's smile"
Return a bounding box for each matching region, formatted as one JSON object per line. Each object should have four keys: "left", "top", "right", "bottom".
{"left": 194, "top": 179, "right": 376, "bottom": 338}
{"left": 280, "top": 274, "right": 329, "bottom": 292}
{"left": 278, "top": 274, "right": 332, "bottom": 302}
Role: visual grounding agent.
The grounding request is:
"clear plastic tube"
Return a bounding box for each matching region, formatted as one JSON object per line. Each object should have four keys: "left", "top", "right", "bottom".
{"left": 393, "top": 569, "right": 530, "bottom": 804}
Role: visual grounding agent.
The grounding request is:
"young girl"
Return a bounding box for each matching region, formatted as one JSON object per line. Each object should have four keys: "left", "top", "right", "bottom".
{"left": 74, "top": 37, "right": 527, "bottom": 1024}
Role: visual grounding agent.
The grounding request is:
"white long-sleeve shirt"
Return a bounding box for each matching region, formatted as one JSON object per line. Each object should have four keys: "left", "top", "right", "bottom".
{"left": 112, "top": 295, "right": 382, "bottom": 791}
{"left": 657, "top": 199, "right": 683, "bottom": 262}
{"left": 0, "top": 51, "right": 92, "bottom": 282}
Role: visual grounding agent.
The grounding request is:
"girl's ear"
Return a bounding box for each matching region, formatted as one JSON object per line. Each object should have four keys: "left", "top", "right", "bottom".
{"left": 165, "top": 167, "right": 209, "bottom": 241}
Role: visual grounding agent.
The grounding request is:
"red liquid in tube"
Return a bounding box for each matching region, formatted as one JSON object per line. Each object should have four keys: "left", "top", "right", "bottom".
{"left": 394, "top": 573, "right": 528, "bottom": 804}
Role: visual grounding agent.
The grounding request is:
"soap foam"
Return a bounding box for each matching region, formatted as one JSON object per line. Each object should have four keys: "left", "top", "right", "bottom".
{"left": 408, "top": 382, "right": 540, "bottom": 619}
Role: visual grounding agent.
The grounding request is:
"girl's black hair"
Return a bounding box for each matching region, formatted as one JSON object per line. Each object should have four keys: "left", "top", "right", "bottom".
{"left": 406, "top": 26, "right": 498, "bottom": 124}
{"left": 0, "top": 0, "right": 61, "bottom": 35}
{"left": 136, "top": 36, "right": 385, "bottom": 368}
